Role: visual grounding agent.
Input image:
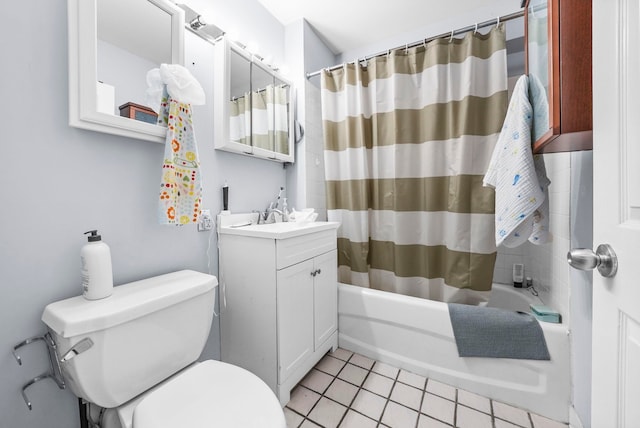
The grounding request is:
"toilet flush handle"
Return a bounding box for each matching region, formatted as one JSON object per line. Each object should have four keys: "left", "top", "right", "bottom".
{"left": 60, "top": 338, "right": 94, "bottom": 363}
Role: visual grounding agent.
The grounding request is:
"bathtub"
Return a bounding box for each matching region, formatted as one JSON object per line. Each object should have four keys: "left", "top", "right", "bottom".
{"left": 338, "top": 282, "right": 570, "bottom": 422}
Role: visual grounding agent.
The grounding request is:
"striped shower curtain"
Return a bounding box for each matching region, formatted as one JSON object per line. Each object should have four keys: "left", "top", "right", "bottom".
{"left": 321, "top": 25, "right": 507, "bottom": 304}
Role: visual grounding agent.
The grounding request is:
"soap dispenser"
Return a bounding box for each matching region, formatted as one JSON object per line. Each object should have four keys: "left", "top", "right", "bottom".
{"left": 81, "top": 230, "right": 113, "bottom": 300}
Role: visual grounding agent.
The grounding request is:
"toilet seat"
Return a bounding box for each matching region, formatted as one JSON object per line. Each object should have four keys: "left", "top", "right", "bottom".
{"left": 130, "top": 360, "right": 285, "bottom": 428}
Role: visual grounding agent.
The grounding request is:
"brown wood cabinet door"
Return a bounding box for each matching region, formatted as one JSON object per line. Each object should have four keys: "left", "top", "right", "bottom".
{"left": 525, "top": 0, "right": 592, "bottom": 154}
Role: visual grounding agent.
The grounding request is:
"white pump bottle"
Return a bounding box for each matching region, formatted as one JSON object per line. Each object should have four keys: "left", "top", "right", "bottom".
{"left": 81, "top": 230, "right": 113, "bottom": 300}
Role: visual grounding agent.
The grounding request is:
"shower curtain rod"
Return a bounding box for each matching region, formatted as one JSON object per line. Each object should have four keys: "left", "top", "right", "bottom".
{"left": 306, "top": 9, "right": 524, "bottom": 79}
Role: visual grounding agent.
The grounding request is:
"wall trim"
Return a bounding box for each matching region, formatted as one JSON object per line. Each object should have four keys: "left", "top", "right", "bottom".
{"left": 569, "top": 405, "right": 585, "bottom": 428}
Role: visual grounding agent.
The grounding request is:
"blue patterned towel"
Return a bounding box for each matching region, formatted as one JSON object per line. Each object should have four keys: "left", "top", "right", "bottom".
{"left": 483, "top": 75, "right": 550, "bottom": 247}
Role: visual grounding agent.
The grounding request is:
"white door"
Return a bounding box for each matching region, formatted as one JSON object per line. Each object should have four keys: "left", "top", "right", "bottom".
{"left": 591, "top": 1, "right": 640, "bottom": 425}
{"left": 277, "top": 259, "right": 314, "bottom": 383}
{"left": 313, "top": 250, "right": 338, "bottom": 349}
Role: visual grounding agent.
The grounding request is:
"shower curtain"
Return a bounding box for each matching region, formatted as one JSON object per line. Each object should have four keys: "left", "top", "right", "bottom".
{"left": 321, "top": 25, "right": 507, "bottom": 303}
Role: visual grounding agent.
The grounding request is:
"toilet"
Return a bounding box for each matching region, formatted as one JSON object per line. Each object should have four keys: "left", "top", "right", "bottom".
{"left": 41, "top": 270, "right": 285, "bottom": 428}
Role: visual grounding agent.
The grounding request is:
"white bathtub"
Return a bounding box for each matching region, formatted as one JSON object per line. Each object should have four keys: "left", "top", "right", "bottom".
{"left": 338, "top": 282, "right": 570, "bottom": 422}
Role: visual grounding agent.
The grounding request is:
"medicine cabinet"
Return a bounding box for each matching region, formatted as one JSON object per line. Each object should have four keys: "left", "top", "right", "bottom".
{"left": 214, "top": 37, "right": 295, "bottom": 163}
{"left": 68, "top": 0, "right": 184, "bottom": 143}
{"left": 525, "top": 0, "right": 592, "bottom": 153}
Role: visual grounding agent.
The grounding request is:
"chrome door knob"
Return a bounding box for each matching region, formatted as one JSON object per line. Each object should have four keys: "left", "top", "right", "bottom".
{"left": 567, "top": 244, "right": 618, "bottom": 277}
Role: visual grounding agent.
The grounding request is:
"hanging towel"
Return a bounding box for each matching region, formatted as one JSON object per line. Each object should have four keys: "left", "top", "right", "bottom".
{"left": 147, "top": 64, "right": 206, "bottom": 225}
{"left": 483, "top": 75, "right": 550, "bottom": 247}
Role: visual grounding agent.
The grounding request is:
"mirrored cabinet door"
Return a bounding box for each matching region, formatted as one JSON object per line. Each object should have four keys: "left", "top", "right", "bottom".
{"left": 214, "top": 37, "right": 295, "bottom": 163}
{"left": 251, "top": 62, "right": 276, "bottom": 156}
{"left": 525, "top": 0, "right": 592, "bottom": 154}
{"left": 228, "top": 49, "right": 252, "bottom": 150}
{"left": 68, "top": 0, "right": 184, "bottom": 143}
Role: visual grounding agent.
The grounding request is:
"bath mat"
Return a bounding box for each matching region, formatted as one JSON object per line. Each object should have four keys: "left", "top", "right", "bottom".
{"left": 448, "top": 303, "right": 550, "bottom": 360}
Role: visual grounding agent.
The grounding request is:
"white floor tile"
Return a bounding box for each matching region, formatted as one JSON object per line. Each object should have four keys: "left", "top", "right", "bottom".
{"left": 493, "top": 401, "right": 532, "bottom": 427}
{"left": 287, "top": 386, "right": 321, "bottom": 416}
{"left": 330, "top": 348, "right": 353, "bottom": 361}
{"left": 300, "top": 369, "right": 333, "bottom": 394}
{"left": 381, "top": 401, "right": 419, "bottom": 427}
{"left": 349, "top": 353, "right": 375, "bottom": 370}
{"left": 315, "top": 355, "right": 346, "bottom": 376}
{"left": 421, "top": 392, "right": 455, "bottom": 425}
{"left": 495, "top": 418, "right": 524, "bottom": 428}
{"left": 307, "top": 397, "right": 347, "bottom": 428}
{"left": 530, "top": 413, "right": 569, "bottom": 428}
{"left": 372, "top": 361, "right": 400, "bottom": 379}
{"left": 285, "top": 351, "right": 569, "bottom": 428}
{"left": 337, "top": 363, "right": 368, "bottom": 386}
{"left": 284, "top": 407, "right": 304, "bottom": 428}
{"left": 398, "top": 369, "right": 427, "bottom": 389}
{"left": 457, "top": 388, "right": 491, "bottom": 414}
{"left": 417, "top": 414, "right": 451, "bottom": 428}
{"left": 362, "top": 372, "right": 394, "bottom": 397}
{"left": 390, "top": 382, "right": 423, "bottom": 410}
{"left": 456, "top": 405, "right": 493, "bottom": 428}
{"left": 324, "top": 378, "right": 359, "bottom": 407}
{"left": 425, "top": 379, "right": 456, "bottom": 401}
{"left": 338, "top": 410, "right": 378, "bottom": 428}
{"left": 350, "top": 389, "right": 387, "bottom": 421}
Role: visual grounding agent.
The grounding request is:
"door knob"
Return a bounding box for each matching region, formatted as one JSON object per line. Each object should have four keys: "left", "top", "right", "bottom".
{"left": 567, "top": 244, "right": 618, "bottom": 277}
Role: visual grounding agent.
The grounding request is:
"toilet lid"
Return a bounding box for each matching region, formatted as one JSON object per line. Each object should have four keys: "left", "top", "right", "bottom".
{"left": 132, "top": 360, "right": 286, "bottom": 428}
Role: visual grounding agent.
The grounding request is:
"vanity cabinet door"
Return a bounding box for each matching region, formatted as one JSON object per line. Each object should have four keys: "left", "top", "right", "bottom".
{"left": 314, "top": 250, "right": 338, "bottom": 349}
{"left": 277, "top": 259, "right": 314, "bottom": 384}
{"left": 525, "top": 0, "right": 592, "bottom": 154}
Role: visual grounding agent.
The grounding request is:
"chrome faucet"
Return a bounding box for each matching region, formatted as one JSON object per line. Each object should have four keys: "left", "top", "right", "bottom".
{"left": 257, "top": 187, "right": 289, "bottom": 224}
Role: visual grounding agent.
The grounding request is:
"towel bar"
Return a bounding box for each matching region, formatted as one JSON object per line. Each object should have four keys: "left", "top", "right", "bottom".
{"left": 12, "top": 332, "right": 65, "bottom": 410}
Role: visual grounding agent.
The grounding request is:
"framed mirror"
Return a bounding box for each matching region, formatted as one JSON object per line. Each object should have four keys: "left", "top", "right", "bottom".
{"left": 68, "top": 0, "right": 184, "bottom": 143}
{"left": 214, "top": 37, "right": 295, "bottom": 163}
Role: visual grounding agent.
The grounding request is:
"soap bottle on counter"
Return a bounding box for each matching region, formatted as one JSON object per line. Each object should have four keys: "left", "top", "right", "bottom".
{"left": 81, "top": 230, "right": 113, "bottom": 300}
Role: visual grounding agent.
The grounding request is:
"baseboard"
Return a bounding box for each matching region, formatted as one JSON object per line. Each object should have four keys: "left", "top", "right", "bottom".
{"left": 569, "top": 406, "right": 585, "bottom": 428}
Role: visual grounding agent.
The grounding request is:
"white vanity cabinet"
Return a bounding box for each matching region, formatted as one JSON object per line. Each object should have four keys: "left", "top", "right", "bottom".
{"left": 218, "top": 221, "right": 339, "bottom": 405}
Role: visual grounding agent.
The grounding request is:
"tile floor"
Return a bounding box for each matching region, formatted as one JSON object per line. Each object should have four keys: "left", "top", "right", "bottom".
{"left": 284, "top": 348, "right": 569, "bottom": 428}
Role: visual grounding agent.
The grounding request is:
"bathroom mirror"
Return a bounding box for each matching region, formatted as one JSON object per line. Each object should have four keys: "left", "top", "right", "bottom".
{"left": 68, "top": 0, "right": 184, "bottom": 143}
{"left": 526, "top": 0, "right": 550, "bottom": 142}
{"left": 214, "top": 37, "right": 295, "bottom": 163}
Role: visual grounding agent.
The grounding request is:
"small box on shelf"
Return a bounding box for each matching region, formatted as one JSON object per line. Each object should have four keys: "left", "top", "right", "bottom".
{"left": 118, "top": 102, "right": 158, "bottom": 124}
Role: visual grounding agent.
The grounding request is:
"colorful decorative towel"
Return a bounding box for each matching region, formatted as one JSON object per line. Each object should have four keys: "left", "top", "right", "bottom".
{"left": 147, "top": 64, "right": 205, "bottom": 225}
{"left": 483, "top": 75, "right": 550, "bottom": 247}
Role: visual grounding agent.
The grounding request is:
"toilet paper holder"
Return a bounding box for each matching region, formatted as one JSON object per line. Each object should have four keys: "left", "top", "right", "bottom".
{"left": 12, "top": 332, "right": 66, "bottom": 410}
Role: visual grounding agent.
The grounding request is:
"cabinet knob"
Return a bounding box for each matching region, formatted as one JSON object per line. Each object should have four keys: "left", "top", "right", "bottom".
{"left": 316, "top": 269, "right": 321, "bottom": 275}
{"left": 311, "top": 271, "right": 316, "bottom": 277}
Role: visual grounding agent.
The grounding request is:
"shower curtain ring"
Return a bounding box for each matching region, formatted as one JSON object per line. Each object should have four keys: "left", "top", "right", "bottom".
{"left": 405, "top": 43, "right": 409, "bottom": 54}
{"left": 449, "top": 30, "right": 454, "bottom": 42}
{"left": 474, "top": 23, "right": 478, "bottom": 34}
{"left": 496, "top": 16, "right": 500, "bottom": 27}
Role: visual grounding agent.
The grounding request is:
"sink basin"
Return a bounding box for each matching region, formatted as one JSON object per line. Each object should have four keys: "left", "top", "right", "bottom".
{"left": 219, "top": 220, "right": 340, "bottom": 239}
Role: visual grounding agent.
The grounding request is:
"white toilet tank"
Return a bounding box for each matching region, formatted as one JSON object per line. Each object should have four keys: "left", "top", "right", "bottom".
{"left": 42, "top": 270, "right": 217, "bottom": 408}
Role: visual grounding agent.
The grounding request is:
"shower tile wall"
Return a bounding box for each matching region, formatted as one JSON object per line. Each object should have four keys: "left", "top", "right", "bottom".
{"left": 304, "top": 81, "right": 328, "bottom": 221}
{"left": 493, "top": 152, "right": 572, "bottom": 323}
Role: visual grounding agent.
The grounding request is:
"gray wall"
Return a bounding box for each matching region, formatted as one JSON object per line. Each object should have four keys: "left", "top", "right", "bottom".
{"left": 1, "top": 1, "right": 286, "bottom": 427}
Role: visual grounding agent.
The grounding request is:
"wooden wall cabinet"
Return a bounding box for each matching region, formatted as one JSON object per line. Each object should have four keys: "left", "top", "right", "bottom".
{"left": 525, "top": 0, "right": 592, "bottom": 153}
